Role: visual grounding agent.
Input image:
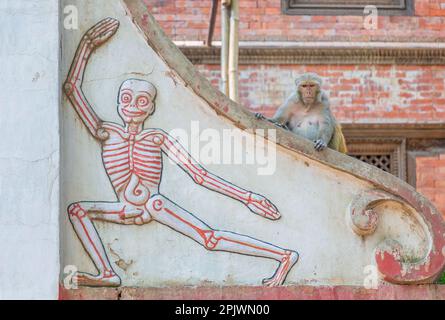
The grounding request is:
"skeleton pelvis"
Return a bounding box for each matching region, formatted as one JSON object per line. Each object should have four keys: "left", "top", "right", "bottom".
{"left": 123, "top": 173, "right": 151, "bottom": 206}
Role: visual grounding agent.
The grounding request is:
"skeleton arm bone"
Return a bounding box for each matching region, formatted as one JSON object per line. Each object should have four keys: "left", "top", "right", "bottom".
{"left": 148, "top": 130, "right": 280, "bottom": 220}
{"left": 63, "top": 18, "right": 119, "bottom": 139}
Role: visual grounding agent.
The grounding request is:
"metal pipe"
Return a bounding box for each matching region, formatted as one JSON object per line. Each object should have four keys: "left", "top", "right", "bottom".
{"left": 228, "top": 0, "right": 239, "bottom": 102}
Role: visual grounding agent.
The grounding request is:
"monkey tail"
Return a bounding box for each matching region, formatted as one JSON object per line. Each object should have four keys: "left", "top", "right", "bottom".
{"left": 329, "top": 123, "right": 348, "bottom": 154}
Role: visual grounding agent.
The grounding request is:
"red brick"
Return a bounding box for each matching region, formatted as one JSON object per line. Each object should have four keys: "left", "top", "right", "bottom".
{"left": 152, "top": 2, "right": 445, "bottom": 125}
{"left": 435, "top": 180, "right": 445, "bottom": 188}
{"left": 151, "top": 0, "right": 445, "bottom": 42}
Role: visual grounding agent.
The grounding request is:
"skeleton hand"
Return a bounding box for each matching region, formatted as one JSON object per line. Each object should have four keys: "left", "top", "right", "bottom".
{"left": 83, "top": 17, "right": 120, "bottom": 49}
{"left": 314, "top": 139, "right": 327, "bottom": 151}
{"left": 246, "top": 192, "right": 281, "bottom": 220}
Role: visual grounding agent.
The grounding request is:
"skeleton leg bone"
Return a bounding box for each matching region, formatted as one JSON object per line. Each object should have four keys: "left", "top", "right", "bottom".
{"left": 67, "top": 201, "right": 149, "bottom": 287}
{"left": 147, "top": 194, "right": 299, "bottom": 286}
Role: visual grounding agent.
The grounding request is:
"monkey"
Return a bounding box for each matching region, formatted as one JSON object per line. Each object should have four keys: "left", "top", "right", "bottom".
{"left": 256, "top": 73, "right": 347, "bottom": 153}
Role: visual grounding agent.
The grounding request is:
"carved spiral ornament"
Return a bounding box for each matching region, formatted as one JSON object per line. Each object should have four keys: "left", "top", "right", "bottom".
{"left": 349, "top": 189, "right": 445, "bottom": 284}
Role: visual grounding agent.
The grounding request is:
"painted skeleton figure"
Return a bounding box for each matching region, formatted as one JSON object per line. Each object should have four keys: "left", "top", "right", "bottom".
{"left": 64, "top": 18, "right": 299, "bottom": 287}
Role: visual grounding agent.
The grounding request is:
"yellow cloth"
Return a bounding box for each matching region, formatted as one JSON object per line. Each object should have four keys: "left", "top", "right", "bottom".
{"left": 328, "top": 123, "right": 348, "bottom": 153}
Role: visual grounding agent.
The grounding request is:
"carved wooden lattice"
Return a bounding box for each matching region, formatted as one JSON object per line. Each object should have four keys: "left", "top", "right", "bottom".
{"left": 353, "top": 154, "right": 391, "bottom": 173}
{"left": 346, "top": 138, "right": 406, "bottom": 180}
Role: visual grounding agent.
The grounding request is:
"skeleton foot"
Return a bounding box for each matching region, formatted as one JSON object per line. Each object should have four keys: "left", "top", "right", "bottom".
{"left": 73, "top": 271, "right": 121, "bottom": 287}
{"left": 262, "top": 251, "right": 299, "bottom": 287}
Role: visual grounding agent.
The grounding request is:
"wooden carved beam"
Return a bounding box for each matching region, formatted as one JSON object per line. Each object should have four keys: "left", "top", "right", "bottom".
{"left": 179, "top": 45, "right": 445, "bottom": 65}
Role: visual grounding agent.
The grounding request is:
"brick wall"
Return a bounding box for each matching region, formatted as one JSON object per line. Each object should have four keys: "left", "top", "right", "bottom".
{"left": 197, "top": 64, "right": 445, "bottom": 216}
{"left": 147, "top": 0, "right": 445, "bottom": 216}
{"left": 196, "top": 64, "right": 445, "bottom": 123}
{"left": 149, "top": 0, "right": 445, "bottom": 123}
{"left": 146, "top": 0, "right": 445, "bottom": 42}
{"left": 416, "top": 153, "right": 445, "bottom": 216}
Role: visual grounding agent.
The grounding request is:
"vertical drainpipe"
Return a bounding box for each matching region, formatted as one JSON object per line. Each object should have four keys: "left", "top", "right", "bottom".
{"left": 221, "top": 0, "right": 231, "bottom": 96}
{"left": 228, "top": 0, "right": 239, "bottom": 102}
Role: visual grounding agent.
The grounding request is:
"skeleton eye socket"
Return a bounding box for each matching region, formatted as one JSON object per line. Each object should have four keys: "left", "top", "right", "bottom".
{"left": 137, "top": 96, "right": 150, "bottom": 107}
{"left": 121, "top": 92, "right": 132, "bottom": 104}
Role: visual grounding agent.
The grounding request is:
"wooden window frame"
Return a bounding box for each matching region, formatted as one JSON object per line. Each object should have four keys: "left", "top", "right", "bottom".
{"left": 281, "top": 0, "right": 414, "bottom": 16}
{"left": 347, "top": 137, "right": 407, "bottom": 180}
{"left": 342, "top": 123, "right": 445, "bottom": 186}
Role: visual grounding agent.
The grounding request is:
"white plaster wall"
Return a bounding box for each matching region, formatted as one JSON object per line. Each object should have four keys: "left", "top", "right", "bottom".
{"left": 0, "top": 0, "right": 60, "bottom": 299}
{"left": 60, "top": 0, "right": 429, "bottom": 287}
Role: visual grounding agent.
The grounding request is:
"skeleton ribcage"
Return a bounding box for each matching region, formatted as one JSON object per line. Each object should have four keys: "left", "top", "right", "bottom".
{"left": 102, "top": 135, "right": 162, "bottom": 192}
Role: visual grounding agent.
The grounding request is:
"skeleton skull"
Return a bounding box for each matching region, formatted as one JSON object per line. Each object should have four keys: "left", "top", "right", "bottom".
{"left": 117, "top": 79, "right": 157, "bottom": 124}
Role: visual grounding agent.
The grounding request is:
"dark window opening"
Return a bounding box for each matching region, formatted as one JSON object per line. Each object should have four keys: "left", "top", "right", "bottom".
{"left": 346, "top": 137, "right": 406, "bottom": 180}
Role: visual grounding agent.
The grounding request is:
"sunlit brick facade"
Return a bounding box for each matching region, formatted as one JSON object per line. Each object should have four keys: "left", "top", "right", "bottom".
{"left": 147, "top": 0, "right": 445, "bottom": 216}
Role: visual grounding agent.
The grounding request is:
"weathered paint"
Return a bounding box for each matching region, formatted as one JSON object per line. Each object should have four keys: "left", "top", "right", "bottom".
{"left": 59, "top": 285, "right": 445, "bottom": 300}
{"left": 0, "top": 0, "right": 60, "bottom": 299}
{"left": 58, "top": 0, "right": 445, "bottom": 293}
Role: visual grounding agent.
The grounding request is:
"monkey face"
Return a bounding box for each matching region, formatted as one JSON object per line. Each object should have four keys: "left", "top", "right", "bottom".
{"left": 299, "top": 81, "right": 319, "bottom": 106}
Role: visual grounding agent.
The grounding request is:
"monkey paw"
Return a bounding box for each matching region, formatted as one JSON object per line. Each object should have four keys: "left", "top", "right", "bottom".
{"left": 314, "top": 139, "right": 327, "bottom": 151}
{"left": 254, "top": 112, "right": 265, "bottom": 120}
{"left": 246, "top": 192, "right": 281, "bottom": 220}
{"left": 275, "top": 122, "right": 289, "bottom": 130}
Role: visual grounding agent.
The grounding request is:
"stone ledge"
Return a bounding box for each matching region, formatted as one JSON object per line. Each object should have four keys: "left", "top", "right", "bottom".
{"left": 59, "top": 285, "right": 445, "bottom": 300}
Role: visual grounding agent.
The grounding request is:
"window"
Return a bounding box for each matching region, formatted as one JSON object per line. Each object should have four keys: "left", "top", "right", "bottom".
{"left": 282, "top": 0, "right": 413, "bottom": 15}
{"left": 347, "top": 137, "right": 406, "bottom": 180}
{"left": 342, "top": 124, "right": 445, "bottom": 186}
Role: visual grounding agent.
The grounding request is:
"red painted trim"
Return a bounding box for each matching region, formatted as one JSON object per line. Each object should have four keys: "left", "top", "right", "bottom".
{"left": 58, "top": 284, "right": 445, "bottom": 300}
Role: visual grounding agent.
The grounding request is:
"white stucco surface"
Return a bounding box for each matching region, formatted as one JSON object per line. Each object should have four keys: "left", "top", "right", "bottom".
{"left": 59, "top": 0, "right": 431, "bottom": 288}
{"left": 0, "top": 0, "right": 60, "bottom": 299}
{"left": 0, "top": 0, "right": 439, "bottom": 300}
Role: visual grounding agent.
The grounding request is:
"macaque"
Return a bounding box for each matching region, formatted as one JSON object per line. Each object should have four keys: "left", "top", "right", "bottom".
{"left": 256, "top": 73, "right": 347, "bottom": 153}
